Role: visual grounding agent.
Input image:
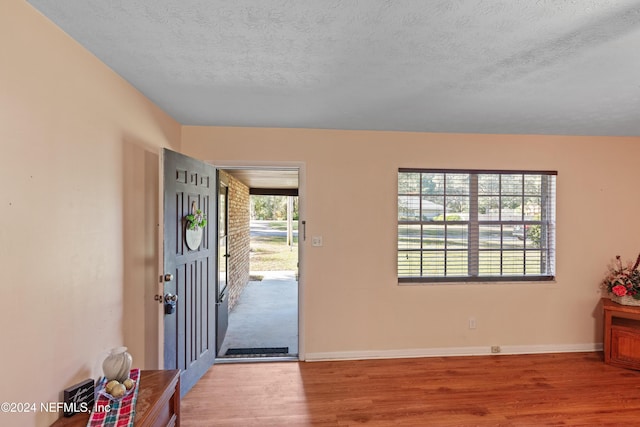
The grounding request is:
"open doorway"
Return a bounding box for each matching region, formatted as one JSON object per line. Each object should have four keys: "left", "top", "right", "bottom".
{"left": 216, "top": 168, "right": 299, "bottom": 361}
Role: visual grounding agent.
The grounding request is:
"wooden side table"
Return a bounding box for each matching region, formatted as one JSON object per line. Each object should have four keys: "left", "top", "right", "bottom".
{"left": 51, "top": 370, "right": 180, "bottom": 427}
{"left": 603, "top": 298, "right": 640, "bottom": 370}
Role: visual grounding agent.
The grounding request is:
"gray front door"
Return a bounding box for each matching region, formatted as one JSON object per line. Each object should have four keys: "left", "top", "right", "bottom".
{"left": 162, "top": 148, "right": 216, "bottom": 396}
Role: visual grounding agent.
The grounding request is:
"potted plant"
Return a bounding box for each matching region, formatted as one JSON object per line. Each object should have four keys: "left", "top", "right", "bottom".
{"left": 185, "top": 208, "right": 207, "bottom": 230}
{"left": 602, "top": 254, "right": 640, "bottom": 306}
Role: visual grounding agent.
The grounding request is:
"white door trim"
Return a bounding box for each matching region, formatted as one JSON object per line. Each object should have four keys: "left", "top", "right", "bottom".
{"left": 211, "top": 161, "right": 306, "bottom": 361}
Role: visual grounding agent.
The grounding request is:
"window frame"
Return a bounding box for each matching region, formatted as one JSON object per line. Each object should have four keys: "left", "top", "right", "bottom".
{"left": 398, "top": 168, "right": 557, "bottom": 283}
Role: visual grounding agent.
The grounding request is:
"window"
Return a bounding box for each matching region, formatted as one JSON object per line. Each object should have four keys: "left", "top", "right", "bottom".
{"left": 398, "top": 169, "right": 556, "bottom": 282}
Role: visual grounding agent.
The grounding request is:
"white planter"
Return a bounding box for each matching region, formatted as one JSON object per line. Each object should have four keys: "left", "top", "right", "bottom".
{"left": 185, "top": 226, "right": 203, "bottom": 250}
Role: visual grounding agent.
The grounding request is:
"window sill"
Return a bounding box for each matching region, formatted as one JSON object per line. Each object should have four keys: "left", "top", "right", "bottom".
{"left": 398, "top": 276, "right": 556, "bottom": 285}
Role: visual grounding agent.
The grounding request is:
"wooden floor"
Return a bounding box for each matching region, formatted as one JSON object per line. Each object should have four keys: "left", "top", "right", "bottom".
{"left": 181, "top": 352, "right": 640, "bottom": 426}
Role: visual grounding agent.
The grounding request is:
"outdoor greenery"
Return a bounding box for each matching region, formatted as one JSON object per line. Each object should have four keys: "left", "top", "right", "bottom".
{"left": 250, "top": 221, "right": 298, "bottom": 271}
{"left": 432, "top": 214, "right": 462, "bottom": 221}
{"left": 526, "top": 223, "right": 541, "bottom": 247}
{"left": 398, "top": 172, "right": 545, "bottom": 221}
{"left": 185, "top": 209, "right": 207, "bottom": 230}
{"left": 251, "top": 196, "right": 299, "bottom": 220}
{"left": 265, "top": 221, "right": 299, "bottom": 231}
{"left": 249, "top": 195, "right": 299, "bottom": 271}
{"left": 398, "top": 250, "right": 544, "bottom": 276}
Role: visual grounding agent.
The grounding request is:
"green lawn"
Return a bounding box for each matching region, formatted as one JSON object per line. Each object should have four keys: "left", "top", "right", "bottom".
{"left": 250, "top": 222, "right": 298, "bottom": 271}
{"left": 264, "top": 221, "right": 299, "bottom": 231}
{"left": 398, "top": 250, "right": 545, "bottom": 276}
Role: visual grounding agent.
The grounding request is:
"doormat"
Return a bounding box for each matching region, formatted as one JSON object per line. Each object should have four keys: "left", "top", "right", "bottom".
{"left": 225, "top": 347, "right": 288, "bottom": 357}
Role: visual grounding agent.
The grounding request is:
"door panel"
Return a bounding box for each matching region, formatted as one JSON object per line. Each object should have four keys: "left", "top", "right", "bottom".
{"left": 216, "top": 173, "right": 229, "bottom": 353}
{"left": 163, "top": 149, "right": 216, "bottom": 396}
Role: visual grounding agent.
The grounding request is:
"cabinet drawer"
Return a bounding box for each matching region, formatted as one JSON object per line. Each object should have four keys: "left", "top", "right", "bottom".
{"left": 610, "top": 325, "right": 640, "bottom": 369}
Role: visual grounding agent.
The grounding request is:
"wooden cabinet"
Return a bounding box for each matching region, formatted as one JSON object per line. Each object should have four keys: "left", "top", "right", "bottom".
{"left": 51, "top": 370, "right": 180, "bottom": 427}
{"left": 603, "top": 298, "right": 640, "bottom": 370}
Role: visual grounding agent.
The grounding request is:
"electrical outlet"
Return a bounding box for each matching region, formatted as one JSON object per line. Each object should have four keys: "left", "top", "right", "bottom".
{"left": 491, "top": 345, "right": 501, "bottom": 354}
{"left": 311, "top": 236, "right": 323, "bottom": 247}
{"left": 468, "top": 317, "right": 477, "bottom": 329}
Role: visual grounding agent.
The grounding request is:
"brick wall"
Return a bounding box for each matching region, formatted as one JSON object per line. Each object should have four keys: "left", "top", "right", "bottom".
{"left": 222, "top": 171, "right": 250, "bottom": 310}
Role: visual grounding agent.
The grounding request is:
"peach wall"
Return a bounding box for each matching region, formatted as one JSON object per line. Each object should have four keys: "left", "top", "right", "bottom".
{"left": 0, "top": 1, "right": 179, "bottom": 425}
{"left": 5, "top": 0, "right": 640, "bottom": 425}
{"left": 182, "top": 126, "right": 640, "bottom": 358}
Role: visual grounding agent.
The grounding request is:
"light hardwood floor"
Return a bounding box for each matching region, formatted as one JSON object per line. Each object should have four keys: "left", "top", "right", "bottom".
{"left": 181, "top": 352, "right": 640, "bottom": 426}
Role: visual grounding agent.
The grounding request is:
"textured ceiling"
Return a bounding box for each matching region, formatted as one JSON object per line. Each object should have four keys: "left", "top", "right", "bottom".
{"left": 27, "top": 0, "right": 640, "bottom": 136}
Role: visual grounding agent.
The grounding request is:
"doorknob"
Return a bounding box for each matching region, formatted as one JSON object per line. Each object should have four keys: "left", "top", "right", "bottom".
{"left": 164, "top": 273, "right": 174, "bottom": 282}
{"left": 164, "top": 293, "right": 178, "bottom": 315}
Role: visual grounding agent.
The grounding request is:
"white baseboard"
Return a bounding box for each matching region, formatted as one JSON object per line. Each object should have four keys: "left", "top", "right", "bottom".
{"left": 305, "top": 343, "right": 603, "bottom": 362}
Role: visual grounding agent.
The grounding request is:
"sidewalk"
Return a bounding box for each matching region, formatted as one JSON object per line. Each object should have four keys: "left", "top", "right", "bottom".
{"left": 219, "top": 270, "right": 298, "bottom": 358}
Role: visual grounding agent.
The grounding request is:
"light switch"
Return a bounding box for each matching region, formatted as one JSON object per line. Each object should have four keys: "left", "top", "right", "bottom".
{"left": 312, "top": 236, "right": 323, "bottom": 247}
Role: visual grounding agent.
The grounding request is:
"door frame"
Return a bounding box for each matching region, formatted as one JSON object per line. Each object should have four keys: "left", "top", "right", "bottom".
{"left": 156, "top": 158, "right": 307, "bottom": 366}
{"left": 156, "top": 152, "right": 166, "bottom": 369}
{"left": 212, "top": 161, "right": 306, "bottom": 362}
{"left": 216, "top": 171, "right": 230, "bottom": 354}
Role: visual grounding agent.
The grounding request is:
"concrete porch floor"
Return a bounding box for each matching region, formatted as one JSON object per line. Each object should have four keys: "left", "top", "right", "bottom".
{"left": 218, "top": 270, "right": 298, "bottom": 359}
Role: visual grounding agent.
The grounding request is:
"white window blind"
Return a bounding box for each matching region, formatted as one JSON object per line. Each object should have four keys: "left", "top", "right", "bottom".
{"left": 398, "top": 169, "right": 556, "bottom": 282}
